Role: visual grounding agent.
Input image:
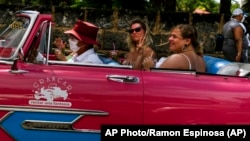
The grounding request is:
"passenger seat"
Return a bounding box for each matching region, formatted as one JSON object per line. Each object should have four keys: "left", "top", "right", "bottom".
{"left": 203, "top": 55, "right": 239, "bottom": 76}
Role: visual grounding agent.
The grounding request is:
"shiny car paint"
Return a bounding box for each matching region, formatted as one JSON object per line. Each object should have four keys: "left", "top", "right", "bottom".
{"left": 143, "top": 70, "right": 250, "bottom": 124}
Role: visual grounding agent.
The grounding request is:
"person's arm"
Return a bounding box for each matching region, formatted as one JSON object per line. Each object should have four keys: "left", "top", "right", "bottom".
{"left": 133, "top": 46, "right": 156, "bottom": 70}
{"left": 53, "top": 37, "right": 69, "bottom": 61}
{"left": 143, "top": 57, "right": 155, "bottom": 71}
{"left": 122, "top": 52, "right": 132, "bottom": 65}
{"left": 122, "top": 49, "right": 144, "bottom": 69}
{"left": 233, "top": 26, "right": 243, "bottom": 62}
{"left": 142, "top": 48, "right": 157, "bottom": 71}
{"left": 132, "top": 36, "right": 147, "bottom": 70}
{"left": 54, "top": 49, "right": 67, "bottom": 61}
{"left": 133, "top": 54, "right": 144, "bottom": 70}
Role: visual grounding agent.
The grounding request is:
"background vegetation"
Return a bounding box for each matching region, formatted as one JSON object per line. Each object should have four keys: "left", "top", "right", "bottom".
{"left": 0, "top": 0, "right": 247, "bottom": 58}
{"left": 0, "top": 0, "right": 248, "bottom": 15}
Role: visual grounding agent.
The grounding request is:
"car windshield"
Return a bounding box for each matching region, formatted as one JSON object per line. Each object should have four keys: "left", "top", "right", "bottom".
{"left": 0, "top": 16, "right": 30, "bottom": 59}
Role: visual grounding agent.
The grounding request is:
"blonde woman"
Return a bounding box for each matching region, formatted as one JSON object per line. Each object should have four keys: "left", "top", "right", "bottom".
{"left": 122, "top": 19, "right": 156, "bottom": 70}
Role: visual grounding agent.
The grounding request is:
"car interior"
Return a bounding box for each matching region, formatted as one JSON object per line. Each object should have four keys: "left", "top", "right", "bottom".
{"left": 17, "top": 19, "right": 250, "bottom": 77}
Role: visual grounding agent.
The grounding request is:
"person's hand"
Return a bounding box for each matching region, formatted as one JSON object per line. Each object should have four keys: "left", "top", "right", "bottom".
{"left": 53, "top": 38, "right": 66, "bottom": 50}
{"left": 143, "top": 57, "right": 155, "bottom": 71}
{"left": 54, "top": 49, "right": 61, "bottom": 56}
{"left": 235, "top": 54, "right": 241, "bottom": 62}
{"left": 136, "top": 36, "right": 145, "bottom": 54}
{"left": 109, "top": 50, "right": 119, "bottom": 61}
{"left": 54, "top": 49, "right": 62, "bottom": 59}
{"left": 54, "top": 49, "right": 66, "bottom": 61}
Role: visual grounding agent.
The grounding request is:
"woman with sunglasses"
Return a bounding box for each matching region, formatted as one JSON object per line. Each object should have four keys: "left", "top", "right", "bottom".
{"left": 54, "top": 20, "right": 103, "bottom": 64}
{"left": 143, "top": 24, "right": 206, "bottom": 72}
{"left": 122, "top": 19, "right": 157, "bottom": 70}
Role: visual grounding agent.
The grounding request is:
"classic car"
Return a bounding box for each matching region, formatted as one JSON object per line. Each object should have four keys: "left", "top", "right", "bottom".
{"left": 1, "top": 10, "right": 250, "bottom": 141}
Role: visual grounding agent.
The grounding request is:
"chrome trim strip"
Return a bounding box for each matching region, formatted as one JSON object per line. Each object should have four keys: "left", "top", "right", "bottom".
{"left": 21, "top": 118, "right": 100, "bottom": 133}
{"left": 48, "top": 60, "right": 132, "bottom": 68}
{"left": 46, "top": 21, "right": 52, "bottom": 65}
{"left": 0, "top": 111, "right": 14, "bottom": 122}
{"left": 22, "top": 120, "right": 74, "bottom": 131}
{"left": 0, "top": 105, "right": 108, "bottom": 133}
{"left": 0, "top": 111, "right": 16, "bottom": 140}
{"left": 0, "top": 105, "right": 109, "bottom": 116}
{"left": 151, "top": 68, "right": 197, "bottom": 75}
{"left": 0, "top": 60, "right": 14, "bottom": 65}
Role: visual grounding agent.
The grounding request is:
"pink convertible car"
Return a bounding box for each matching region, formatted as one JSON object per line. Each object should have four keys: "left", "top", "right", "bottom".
{"left": 0, "top": 10, "right": 250, "bottom": 141}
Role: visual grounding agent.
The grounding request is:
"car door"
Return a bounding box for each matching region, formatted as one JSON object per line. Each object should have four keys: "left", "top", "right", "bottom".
{"left": 143, "top": 69, "right": 250, "bottom": 124}
{"left": 0, "top": 20, "right": 143, "bottom": 141}
{"left": 45, "top": 64, "right": 143, "bottom": 127}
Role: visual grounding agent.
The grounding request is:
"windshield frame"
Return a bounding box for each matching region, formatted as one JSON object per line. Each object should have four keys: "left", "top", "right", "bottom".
{"left": 0, "top": 10, "right": 40, "bottom": 61}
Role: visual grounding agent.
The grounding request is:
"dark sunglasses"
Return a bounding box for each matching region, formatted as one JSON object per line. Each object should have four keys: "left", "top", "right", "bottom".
{"left": 128, "top": 27, "right": 142, "bottom": 34}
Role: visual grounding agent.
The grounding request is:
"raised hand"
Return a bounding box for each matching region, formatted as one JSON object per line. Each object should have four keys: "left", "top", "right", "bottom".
{"left": 53, "top": 38, "right": 66, "bottom": 50}
{"left": 136, "top": 36, "right": 145, "bottom": 54}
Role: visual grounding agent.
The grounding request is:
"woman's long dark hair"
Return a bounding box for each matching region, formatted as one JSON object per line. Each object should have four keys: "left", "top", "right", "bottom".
{"left": 175, "top": 24, "right": 203, "bottom": 56}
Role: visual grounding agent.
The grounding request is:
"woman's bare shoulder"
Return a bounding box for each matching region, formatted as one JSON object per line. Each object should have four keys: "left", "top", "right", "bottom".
{"left": 166, "top": 54, "right": 185, "bottom": 60}
{"left": 159, "top": 54, "right": 186, "bottom": 69}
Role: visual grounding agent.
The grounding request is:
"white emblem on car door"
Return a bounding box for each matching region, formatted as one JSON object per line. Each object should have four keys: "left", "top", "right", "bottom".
{"left": 29, "top": 77, "right": 72, "bottom": 107}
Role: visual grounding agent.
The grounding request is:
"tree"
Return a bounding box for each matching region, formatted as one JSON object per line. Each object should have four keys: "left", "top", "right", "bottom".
{"left": 0, "top": 0, "right": 22, "bottom": 4}
{"left": 149, "top": 0, "right": 176, "bottom": 12}
{"left": 242, "top": 0, "right": 250, "bottom": 12}
{"left": 176, "top": 0, "right": 219, "bottom": 13}
{"left": 219, "top": 0, "right": 231, "bottom": 14}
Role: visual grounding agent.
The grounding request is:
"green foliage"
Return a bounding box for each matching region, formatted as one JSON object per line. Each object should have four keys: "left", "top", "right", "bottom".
{"left": 70, "top": 0, "right": 88, "bottom": 8}
{"left": 177, "top": 0, "right": 219, "bottom": 13}
{"left": 111, "top": 0, "right": 122, "bottom": 9}
{"left": 8, "top": 0, "right": 249, "bottom": 14}
{"left": 231, "top": 1, "right": 240, "bottom": 11}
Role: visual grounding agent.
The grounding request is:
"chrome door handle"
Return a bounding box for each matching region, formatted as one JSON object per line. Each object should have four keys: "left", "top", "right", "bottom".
{"left": 9, "top": 69, "right": 29, "bottom": 74}
{"left": 106, "top": 74, "right": 139, "bottom": 83}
